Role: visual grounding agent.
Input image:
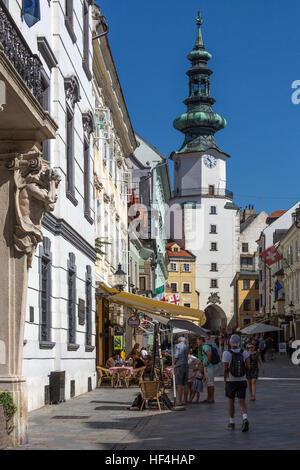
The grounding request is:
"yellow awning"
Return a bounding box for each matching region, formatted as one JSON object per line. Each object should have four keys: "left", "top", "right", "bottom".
{"left": 97, "top": 283, "right": 206, "bottom": 326}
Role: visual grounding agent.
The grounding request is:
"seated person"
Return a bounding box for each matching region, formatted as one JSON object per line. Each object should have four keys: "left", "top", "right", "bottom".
{"left": 134, "top": 356, "right": 145, "bottom": 369}
{"left": 106, "top": 352, "right": 118, "bottom": 369}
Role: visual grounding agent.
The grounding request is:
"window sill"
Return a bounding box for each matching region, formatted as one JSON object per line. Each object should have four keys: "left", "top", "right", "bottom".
{"left": 65, "top": 18, "right": 77, "bottom": 43}
{"left": 84, "top": 212, "right": 94, "bottom": 225}
{"left": 39, "top": 341, "right": 56, "bottom": 350}
{"left": 66, "top": 190, "right": 78, "bottom": 207}
{"left": 85, "top": 345, "right": 95, "bottom": 353}
{"left": 68, "top": 344, "right": 80, "bottom": 351}
{"left": 83, "top": 60, "right": 92, "bottom": 81}
{"left": 209, "top": 233, "right": 218, "bottom": 235}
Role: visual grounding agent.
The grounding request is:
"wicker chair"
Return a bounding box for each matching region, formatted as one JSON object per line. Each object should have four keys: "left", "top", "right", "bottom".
{"left": 126, "top": 366, "right": 146, "bottom": 387}
{"left": 115, "top": 368, "right": 131, "bottom": 388}
{"left": 96, "top": 366, "right": 115, "bottom": 388}
{"left": 139, "top": 380, "right": 163, "bottom": 411}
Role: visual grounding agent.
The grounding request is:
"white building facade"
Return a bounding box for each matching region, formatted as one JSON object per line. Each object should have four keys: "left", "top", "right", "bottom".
{"left": 169, "top": 12, "right": 240, "bottom": 330}
{"left": 6, "top": 0, "right": 97, "bottom": 411}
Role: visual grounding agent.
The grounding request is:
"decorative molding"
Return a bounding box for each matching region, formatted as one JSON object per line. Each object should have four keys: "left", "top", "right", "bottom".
{"left": 64, "top": 75, "right": 81, "bottom": 109}
{"left": 0, "top": 147, "right": 61, "bottom": 268}
{"left": 94, "top": 173, "right": 103, "bottom": 192}
{"left": 103, "top": 193, "right": 110, "bottom": 204}
{"left": 82, "top": 110, "right": 95, "bottom": 136}
{"left": 42, "top": 213, "right": 96, "bottom": 262}
{"left": 37, "top": 37, "right": 58, "bottom": 70}
{"left": 85, "top": 345, "right": 95, "bottom": 352}
{"left": 116, "top": 213, "right": 120, "bottom": 223}
{"left": 116, "top": 158, "right": 123, "bottom": 169}
{"left": 67, "top": 344, "right": 80, "bottom": 351}
{"left": 207, "top": 292, "right": 221, "bottom": 305}
{"left": 39, "top": 341, "right": 56, "bottom": 350}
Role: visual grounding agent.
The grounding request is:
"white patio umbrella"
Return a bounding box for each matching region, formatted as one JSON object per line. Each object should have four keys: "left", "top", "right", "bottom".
{"left": 240, "top": 322, "right": 281, "bottom": 335}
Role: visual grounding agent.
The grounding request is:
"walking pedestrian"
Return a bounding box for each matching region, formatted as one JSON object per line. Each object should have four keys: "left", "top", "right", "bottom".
{"left": 265, "top": 336, "right": 274, "bottom": 360}
{"left": 223, "top": 334, "right": 251, "bottom": 432}
{"left": 246, "top": 343, "right": 264, "bottom": 400}
{"left": 174, "top": 337, "right": 189, "bottom": 406}
{"left": 259, "top": 337, "right": 266, "bottom": 362}
{"left": 197, "top": 337, "right": 215, "bottom": 404}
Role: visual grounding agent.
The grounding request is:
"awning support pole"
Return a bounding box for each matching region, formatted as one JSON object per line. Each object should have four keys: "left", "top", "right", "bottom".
{"left": 171, "top": 331, "right": 176, "bottom": 407}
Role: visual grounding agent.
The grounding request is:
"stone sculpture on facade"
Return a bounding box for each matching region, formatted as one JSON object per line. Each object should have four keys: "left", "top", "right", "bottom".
{"left": 10, "top": 148, "right": 61, "bottom": 268}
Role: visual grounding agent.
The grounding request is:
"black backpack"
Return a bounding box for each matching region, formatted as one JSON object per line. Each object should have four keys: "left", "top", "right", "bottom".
{"left": 210, "top": 345, "right": 221, "bottom": 365}
{"left": 229, "top": 349, "right": 246, "bottom": 377}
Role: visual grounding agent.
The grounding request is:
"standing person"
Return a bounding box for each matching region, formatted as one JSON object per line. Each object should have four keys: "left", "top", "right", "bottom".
{"left": 187, "top": 351, "right": 200, "bottom": 401}
{"left": 246, "top": 343, "right": 264, "bottom": 401}
{"left": 189, "top": 363, "right": 204, "bottom": 404}
{"left": 259, "top": 337, "right": 266, "bottom": 362}
{"left": 174, "top": 337, "right": 189, "bottom": 406}
{"left": 197, "top": 337, "right": 215, "bottom": 404}
{"left": 223, "top": 334, "right": 251, "bottom": 432}
{"left": 265, "top": 336, "right": 274, "bottom": 360}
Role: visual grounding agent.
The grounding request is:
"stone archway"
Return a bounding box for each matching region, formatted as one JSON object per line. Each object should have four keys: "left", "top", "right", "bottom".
{"left": 204, "top": 304, "right": 227, "bottom": 332}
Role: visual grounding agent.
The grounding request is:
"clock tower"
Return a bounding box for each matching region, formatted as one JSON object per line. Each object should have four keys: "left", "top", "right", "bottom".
{"left": 169, "top": 11, "right": 240, "bottom": 330}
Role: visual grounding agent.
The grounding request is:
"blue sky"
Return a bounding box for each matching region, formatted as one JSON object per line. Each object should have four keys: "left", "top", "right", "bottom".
{"left": 96, "top": 0, "right": 300, "bottom": 215}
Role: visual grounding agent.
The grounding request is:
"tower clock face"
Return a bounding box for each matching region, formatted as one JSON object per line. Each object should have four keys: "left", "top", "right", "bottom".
{"left": 204, "top": 154, "right": 217, "bottom": 169}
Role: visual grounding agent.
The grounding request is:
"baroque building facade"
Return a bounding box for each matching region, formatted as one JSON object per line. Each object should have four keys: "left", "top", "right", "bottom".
{"left": 92, "top": 5, "right": 137, "bottom": 366}
{"left": 2, "top": 0, "right": 98, "bottom": 413}
{"left": 169, "top": 12, "right": 240, "bottom": 331}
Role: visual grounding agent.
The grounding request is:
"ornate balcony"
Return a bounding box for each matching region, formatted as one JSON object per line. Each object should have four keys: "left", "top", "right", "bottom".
{"left": 0, "top": 1, "right": 41, "bottom": 102}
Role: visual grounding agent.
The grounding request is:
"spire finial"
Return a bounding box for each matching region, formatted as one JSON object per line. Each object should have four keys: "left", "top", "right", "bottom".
{"left": 196, "top": 10, "right": 202, "bottom": 26}
{"left": 195, "top": 10, "right": 203, "bottom": 48}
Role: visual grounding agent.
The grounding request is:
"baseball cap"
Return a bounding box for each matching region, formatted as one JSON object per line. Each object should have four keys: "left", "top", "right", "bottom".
{"left": 230, "top": 334, "right": 241, "bottom": 347}
{"left": 178, "top": 336, "right": 186, "bottom": 342}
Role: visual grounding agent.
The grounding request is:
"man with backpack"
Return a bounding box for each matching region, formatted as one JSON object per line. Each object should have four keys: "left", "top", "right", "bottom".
{"left": 222, "top": 334, "right": 251, "bottom": 432}
{"left": 197, "top": 337, "right": 221, "bottom": 404}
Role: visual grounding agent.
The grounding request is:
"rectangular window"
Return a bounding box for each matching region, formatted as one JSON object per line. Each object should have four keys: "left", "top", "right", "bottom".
{"left": 67, "top": 255, "right": 77, "bottom": 347}
{"left": 242, "top": 243, "right": 249, "bottom": 253}
{"left": 184, "top": 303, "right": 191, "bottom": 308}
{"left": 241, "top": 257, "right": 253, "bottom": 267}
{"left": 104, "top": 211, "right": 109, "bottom": 260}
{"left": 259, "top": 270, "right": 263, "bottom": 282}
{"left": 208, "top": 185, "right": 215, "bottom": 195}
{"left": 85, "top": 267, "right": 92, "bottom": 348}
{"left": 255, "top": 299, "right": 259, "bottom": 311}
{"left": 243, "top": 299, "right": 251, "bottom": 311}
{"left": 170, "top": 283, "right": 177, "bottom": 293}
{"left": 139, "top": 276, "right": 146, "bottom": 291}
{"left": 39, "top": 238, "right": 52, "bottom": 347}
{"left": 210, "top": 242, "right": 217, "bottom": 251}
{"left": 82, "top": 0, "right": 91, "bottom": 79}
{"left": 84, "top": 138, "right": 91, "bottom": 220}
{"left": 183, "top": 283, "right": 190, "bottom": 293}
{"left": 41, "top": 71, "right": 51, "bottom": 162}
{"left": 211, "top": 279, "right": 218, "bottom": 288}
{"left": 66, "top": 107, "right": 76, "bottom": 204}
{"left": 210, "top": 206, "right": 217, "bottom": 214}
{"left": 210, "top": 263, "right": 217, "bottom": 272}
{"left": 65, "top": 0, "right": 76, "bottom": 42}
{"left": 170, "top": 263, "right": 177, "bottom": 272}
{"left": 254, "top": 279, "right": 259, "bottom": 290}
{"left": 182, "top": 263, "right": 190, "bottom": 273}
{"left": 109, "top": 144, "right": 113, "bottom": 177}
{"left": 243, "top": 279, "right": 251, "bottom": 290}
{"left": 210, "top": 225, "right": 217, "bottom": 234}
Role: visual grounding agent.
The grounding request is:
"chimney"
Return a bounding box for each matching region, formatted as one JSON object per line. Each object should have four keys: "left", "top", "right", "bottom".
{"left": 241, "top": 204, "right": 256, "bottom": 223}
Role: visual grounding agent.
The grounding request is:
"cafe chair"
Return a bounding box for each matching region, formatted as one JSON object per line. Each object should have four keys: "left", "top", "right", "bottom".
{"left": 115, "top": 368, "right": 131, "bottom": 388}
{"left": 139, "top": 380, "right": 163, "bottom": 412}
{"left": 96, "top": 366, "right": 115, "bottom": 388}
{"left": 127, "top": 366, "right": 146, "bottom": 387}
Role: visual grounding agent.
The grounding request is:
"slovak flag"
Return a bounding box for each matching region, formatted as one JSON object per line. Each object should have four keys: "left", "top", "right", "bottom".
{"left": 261, "top": 246, "right": 282, "bottom": 266}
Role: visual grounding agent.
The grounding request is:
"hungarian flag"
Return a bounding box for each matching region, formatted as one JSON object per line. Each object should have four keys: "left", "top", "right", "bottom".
{"left": 261, "top": 246, "right": 282, "bottom": 266}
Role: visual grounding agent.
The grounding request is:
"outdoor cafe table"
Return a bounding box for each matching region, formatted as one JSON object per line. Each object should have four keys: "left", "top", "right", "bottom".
{"left": 108, "top": 366, "right": 134, "bottom": 376}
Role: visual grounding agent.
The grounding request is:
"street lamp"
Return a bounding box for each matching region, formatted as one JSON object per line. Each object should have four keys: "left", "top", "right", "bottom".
{"left": 271, "top": 305, "right": 276, "bottom": 316}
{"left": 114, "top": 264, "right": 127, "bottom": 292}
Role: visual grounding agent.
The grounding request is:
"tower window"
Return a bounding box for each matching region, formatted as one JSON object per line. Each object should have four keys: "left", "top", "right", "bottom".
{"left": 210, "top": 263, "right": 218, "bottom": 272}
{"left": 210, "top": 206, "right": 217, "bottom": 214}
{"left": 210, "top": 279, "right": 218, "bottom": 288}
{"left": 210, "top": 225, "right": 217, "bottom": 234}
{"left": 242, "top": 243, "right": 249, "bottom": 253}
{"left": 209, "top": 185, "right": 215, "bottom": 195}
{"left": 210, "top": 242, "right": 217, "bottom": 251}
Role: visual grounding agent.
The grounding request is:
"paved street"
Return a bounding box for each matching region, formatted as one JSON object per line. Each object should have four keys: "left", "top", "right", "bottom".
{"left": 13, "top": 355, "right": 300, "bottom": 450}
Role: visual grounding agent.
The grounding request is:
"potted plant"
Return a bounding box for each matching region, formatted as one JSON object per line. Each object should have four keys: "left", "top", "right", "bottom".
{"left": 0, "top": 392, "right": 17, "bottom": 448}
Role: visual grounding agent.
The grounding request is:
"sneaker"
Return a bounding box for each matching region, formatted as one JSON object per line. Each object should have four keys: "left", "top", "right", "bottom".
{"left": 241, "top": 419, "right": 249, "bottom": 432}
{"left": 227, "top": 423, "right": 235, "bottom": 430}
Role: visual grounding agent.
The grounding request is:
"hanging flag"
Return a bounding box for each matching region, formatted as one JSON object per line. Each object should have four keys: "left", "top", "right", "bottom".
{"left": 22, "top": 0, "right": 41, "bottom": 28}
{"left": 275, "top": 280, "right": 284, "bottom": 300}
{"left": 261, "top": 246, "right": 282, "bottom": 266}
{"left": 155, "top": 285, "right": 166, "bottom": 302}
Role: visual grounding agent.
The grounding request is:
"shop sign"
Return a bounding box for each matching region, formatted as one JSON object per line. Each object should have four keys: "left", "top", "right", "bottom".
{"left": 127, "top": 315, "right": 140, "bottom": 328}
{"left": 114, "top": 335, "right": 123, "bottom": 350}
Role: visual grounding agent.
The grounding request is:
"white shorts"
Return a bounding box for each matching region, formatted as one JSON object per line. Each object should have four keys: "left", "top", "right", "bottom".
{"left": 204, "top": 366, "right": 215, "bottom": 387}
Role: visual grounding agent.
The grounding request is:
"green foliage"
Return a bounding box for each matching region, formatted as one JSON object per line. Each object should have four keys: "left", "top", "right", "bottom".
{"left": 95, "top": 237, "right": 111, "bottom": 262}
{"left": 0, "top": 392, "right": 17, "bottom": 434}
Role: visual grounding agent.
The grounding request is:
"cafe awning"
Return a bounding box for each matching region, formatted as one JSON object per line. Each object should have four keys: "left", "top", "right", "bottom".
{"left": 97, "top": 283, "right": 206, "bottom": 325}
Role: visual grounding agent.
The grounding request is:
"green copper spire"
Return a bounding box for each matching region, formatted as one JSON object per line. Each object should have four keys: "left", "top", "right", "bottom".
{"left": 173, "top": 11, "right": 226, "bottom": 154}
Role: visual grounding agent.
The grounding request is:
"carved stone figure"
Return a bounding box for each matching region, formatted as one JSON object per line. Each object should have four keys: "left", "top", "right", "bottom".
{"left": 11, "top": 149, "right": 61, "bottom": 268}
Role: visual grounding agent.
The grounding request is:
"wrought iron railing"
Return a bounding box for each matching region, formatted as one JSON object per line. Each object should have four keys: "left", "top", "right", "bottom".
{"left": 172, "top": 187, "right": 233, "bottom": 199}
{"left": 0, "top": 1, "right": 42, "bottom": 102}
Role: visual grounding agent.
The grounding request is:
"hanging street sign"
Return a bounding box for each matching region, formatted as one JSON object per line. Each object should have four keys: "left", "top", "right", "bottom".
{"left": 127, "top": 315, "right": 140, "bottom": 328}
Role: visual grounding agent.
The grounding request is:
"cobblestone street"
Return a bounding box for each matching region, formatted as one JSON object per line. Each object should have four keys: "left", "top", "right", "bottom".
{"left": 11, "top": 355, "right": 300, "bottom": 451}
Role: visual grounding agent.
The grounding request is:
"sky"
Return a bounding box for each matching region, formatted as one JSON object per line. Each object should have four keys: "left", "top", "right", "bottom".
{"left": 96, "top": 0, "right": 300, "bottom": 215}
